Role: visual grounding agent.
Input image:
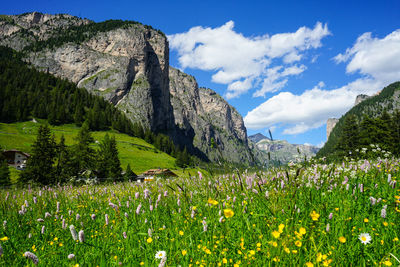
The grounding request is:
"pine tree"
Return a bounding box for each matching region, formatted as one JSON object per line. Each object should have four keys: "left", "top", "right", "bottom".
{"left": 390, "top": 110, "right": 400, "bottom": 156}
{"left": 124, "top": 163, "right": 136, "bottom": 181}
{"left": 73, "top": 120, "right": 95, "bottom": 174}
{"left": 55, "top": 135, "right": 74, "bottom": 183}
{"left": 97, "top": 134, "right": 122, "bottom": 181}
{"left": 336, "top": 115, "right": 359, "bottom": 157}
{"left": 0, "top": 147, "right": 10, "bottom": 187}
{"left": 20, "top": 124, "right": 57, "bottom": 185}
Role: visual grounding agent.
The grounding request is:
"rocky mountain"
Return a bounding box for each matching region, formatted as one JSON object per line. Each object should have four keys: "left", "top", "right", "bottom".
{"left": 0, "top": 12, "right": 254, "bottom": 164}
{"left": 169, "top": 67, "right": 254, "bottom": 163}
{"left": 248, "top": 133, "right": 270, "bottom": 143}
{"left": 249, "top": 134, "right": 319, "bottom": 164}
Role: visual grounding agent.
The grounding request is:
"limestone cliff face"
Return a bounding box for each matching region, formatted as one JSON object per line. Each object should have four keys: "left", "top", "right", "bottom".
{"left": 0, "top": 12, "right": 256, "bottom": 164}
{"left": 326, "top": 118, "right": 339, "bottom": 139}
{"left": 0, "top": 12, "right": 91, "bottom": 51}
{"left": 169, "top": 67, "right": 253, "bottom": 163}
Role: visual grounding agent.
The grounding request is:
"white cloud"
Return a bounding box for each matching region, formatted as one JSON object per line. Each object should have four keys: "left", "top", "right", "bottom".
{"left": 244, "top": 78, "right": 383, "bottom": 134}
{"left": 168, "top": 21, "right": 330, "bottom": 98}
{"left": 253, "top": 65, "right": 307, "bottom": 97}
{"left": 334, "top": 29, "right": 400, "bottom": 83}
{"left": 245, "top": 29, "right": 400, "bottom": 136}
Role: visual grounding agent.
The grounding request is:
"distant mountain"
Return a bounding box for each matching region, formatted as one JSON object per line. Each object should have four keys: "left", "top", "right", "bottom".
{"left": 249, "top": 133, "right": 319, "bottom": 164}
{"left": 248, "top": 133, "right": 270, "bottom": 143}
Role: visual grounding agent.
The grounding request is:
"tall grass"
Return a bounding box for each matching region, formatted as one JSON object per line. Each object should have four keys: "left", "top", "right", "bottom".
{"left": 0, "top": 157, "right": 399, "bottom": 266}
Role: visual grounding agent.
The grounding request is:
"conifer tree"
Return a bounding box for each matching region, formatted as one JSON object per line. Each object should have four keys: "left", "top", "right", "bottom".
{"left": 0, "top": 146, "right": 10, "bottom": 187}
{"left": 336, "top": 115, "right": 359, "bottom": 157}
{"left": 97, "top": 134, "right": 122, "bottom": 180}
{"left": 55, "top": 134, "right": 74, "bottom": 183}
{"left": 20, "top": 124, "right": 57, "bottom": 185}
{"left": 390, "top": 110, "right": 400, "bottom": 156}
{"left": 73, "top": 120, "right": 95, "bottom": 173}
{"left": 124, "top": 163, "right": 136, "bottom": 181}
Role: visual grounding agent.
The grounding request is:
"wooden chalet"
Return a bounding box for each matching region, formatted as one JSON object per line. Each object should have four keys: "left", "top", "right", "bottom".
{"left": 2, "top": 149, "right": 30, "bottom": 170}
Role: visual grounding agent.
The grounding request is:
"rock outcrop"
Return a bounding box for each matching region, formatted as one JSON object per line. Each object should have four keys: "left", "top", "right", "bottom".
{"left": 326, "top": 118, "right": 339, "bottom": 140}
{"left": 354, "top": 94, "right": 371, "bottom": 106}
{"left": 0, "top": 12, "right": 256, "bottom": 164}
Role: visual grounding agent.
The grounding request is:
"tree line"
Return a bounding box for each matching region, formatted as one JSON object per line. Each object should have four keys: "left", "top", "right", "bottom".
{"left": 18, "top": 122, "right": 136, "bottom": 185}
{"left": 0, "top": 46, "right": 195, "bottom": 166}
{"left": 325, "top": 110, "right": 400, "bottom": 159}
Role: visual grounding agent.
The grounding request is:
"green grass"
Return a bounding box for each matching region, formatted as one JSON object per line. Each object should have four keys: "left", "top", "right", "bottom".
{"left": 0, "top": 121, "right": 184, "bottom": 176}
{"left": 0, "top": 157, "right": 399, "bottom": 266}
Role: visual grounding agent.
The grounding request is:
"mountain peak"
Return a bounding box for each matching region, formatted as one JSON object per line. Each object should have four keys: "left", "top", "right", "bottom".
{"left": 249, "top": 133, "right": 270, "bottom": 143}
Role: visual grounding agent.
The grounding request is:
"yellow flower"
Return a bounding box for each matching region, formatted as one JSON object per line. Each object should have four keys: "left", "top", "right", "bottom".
{"left": 223, "top": 209, "right": 234, "bottom": 218}
{"left": 339, "top": 236, "right": 346, "bottom": 243}
{"left": 272, "top": 241, "right": 278, "bottom": 247}
{"left": 208, "top": 198, "right": 219, "bottom": 205}
{"left": 114, "top": 256, "right": 118, "bottom": 260}
{"left": 284, "top": 247, "right": 290, "bottom": 254}
{"left": 249, "top": 250, "right": 255, "bottom": 255}
{"left": 310, "top": 211, "right": 320, "bottom": 221}
{"left": 306, "top": 262, "right": 314, "bottom": 267}
{"left": 364, "top": 218, "right": 369, "bottom": 223}
{"left": 393, "top": 237, "right": 399, "bottom": 242}
{"left": 222, "top": 258, "right": 228, "bottom": 264}
{"left": 299, "top": 227, "right": 306, "bottom": 235}
{"left": 256, "top": 242, "right": 261, "bottom": 247}
{"left": 74, "top": 264, "right": 79, "bottom": 267}
{"left": 179, "top": 230, "right": 184, "bottom": 236}
{"left": 182, "top": 250, "right": 187, "bottom": 256}
{"left": 59, "top": 243, "right": 63, "bottom": 247}
{"left": 383, "top": 260, "right": 392, "bottom": 266}
{"left": 140, "top": 262, "right": 144, "bottom": 266}
{"left": 0, "top": 236, "right": 8, "bottom": 241}
{"left": 383, "top": 221, "right": 388, "bottom": 226}
{"left": 295, "top": 240, "right": 302, "bottom": 247}
{"left": 316, "top": 253, "right": 323, "bottom": 262}
{"left": 272, "top": 231, "right": 281, "bottom": 239}
{"left": 292, "top": 250, "right": 298, "bottom": 254}
{"left": 278, "top": 224, "right": 285, "bottom": 233}
{"left": 146, "top": 237, "right": 153, "bottom": 243}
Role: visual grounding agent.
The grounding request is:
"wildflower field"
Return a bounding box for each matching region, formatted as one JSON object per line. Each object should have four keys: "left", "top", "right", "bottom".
{"left": 1, "top": 158, "right": 400, "bottom": 266}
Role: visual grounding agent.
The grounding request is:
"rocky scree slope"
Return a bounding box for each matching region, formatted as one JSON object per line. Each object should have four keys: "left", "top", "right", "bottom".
{"left": 0, "top": 12, "right": 255, "bottom": 164}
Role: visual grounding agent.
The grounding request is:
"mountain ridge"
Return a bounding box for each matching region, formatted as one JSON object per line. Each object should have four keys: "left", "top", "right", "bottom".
{"left": 0, "top": 12, "right": 255, "bottom": 164}
{"left": 249, "top": 133, "right": 319, "bottom": 164}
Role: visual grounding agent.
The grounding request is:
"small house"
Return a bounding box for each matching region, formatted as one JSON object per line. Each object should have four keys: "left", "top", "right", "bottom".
{"left": 2, "top": 150, "right": 30, "bottom": 170}
{"left": 141, "top": 168, "right": 177, "bottom": 181}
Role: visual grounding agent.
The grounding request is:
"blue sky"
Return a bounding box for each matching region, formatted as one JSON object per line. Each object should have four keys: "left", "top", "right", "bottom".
{"left": 3, "top": 0, "right": 400, "bottom": 146}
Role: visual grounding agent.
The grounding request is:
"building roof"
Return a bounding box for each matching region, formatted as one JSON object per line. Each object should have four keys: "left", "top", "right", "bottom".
{"left": 2, "top": 149, "right": 30, "bottom": 157}
{"left": 142, "top": 169, "right": 177, "bottom": 177}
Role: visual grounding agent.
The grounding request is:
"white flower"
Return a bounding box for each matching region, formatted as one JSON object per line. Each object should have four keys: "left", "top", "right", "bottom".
{"left": 359, "top": 233, "right": 372, "bottom": 245}
{"left": 155, "top": 250, "right": 166, "bottom": 259}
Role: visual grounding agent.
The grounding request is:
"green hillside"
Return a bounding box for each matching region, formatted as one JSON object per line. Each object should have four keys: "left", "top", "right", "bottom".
{"left": 317, "top": 81, "right": 400, "bottom": 158}
{"left": 0, "top": 121, "right": 190, "bottom": 180}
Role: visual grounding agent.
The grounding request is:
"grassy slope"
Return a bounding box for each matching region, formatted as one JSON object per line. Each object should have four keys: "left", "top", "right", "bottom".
{"left": 0, "top": 121, "right": 201, "bottom": 181}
